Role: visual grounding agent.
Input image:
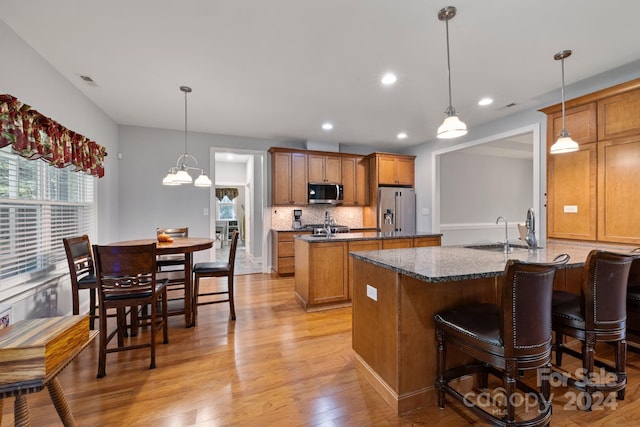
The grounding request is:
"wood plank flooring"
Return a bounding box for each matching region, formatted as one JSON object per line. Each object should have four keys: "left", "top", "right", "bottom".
{"left": 3, "top": 273, "right": 640, "bottom": 426}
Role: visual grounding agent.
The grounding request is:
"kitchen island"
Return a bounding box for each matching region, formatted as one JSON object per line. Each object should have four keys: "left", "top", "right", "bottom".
{"left": 293, "top": 231, "right": 441, "bottom": 311}
{"left": 349, "top": 240, "right": 638, "bottom": 414}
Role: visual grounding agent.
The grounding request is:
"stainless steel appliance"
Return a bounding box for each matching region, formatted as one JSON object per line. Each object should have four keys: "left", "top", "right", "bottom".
{"left": 293, "top": 209, "right": 303, "bottom": 229}
{"left": 378, "top": 187, "right": 416, "bottom": 233}
{"left": 308, "top": 183, "right": 343, "bottom": 205}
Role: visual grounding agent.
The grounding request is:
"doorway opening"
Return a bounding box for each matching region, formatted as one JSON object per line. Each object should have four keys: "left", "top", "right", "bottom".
{"left": 209, "top": 148, "right": 268, "bottom": 274}
{"left": 431, "top": 124, "right": 542, "bottom": 246}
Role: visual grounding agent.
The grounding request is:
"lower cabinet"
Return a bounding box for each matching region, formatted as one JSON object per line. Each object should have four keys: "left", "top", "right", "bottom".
{"left": 294, "top": 239, "right": 349, "bottom": 310}
{"left": 294, "top": 235, "right": 442, "bottom": 311}
{"left": 272, "top": 230, "right": 311, "bottom": 276}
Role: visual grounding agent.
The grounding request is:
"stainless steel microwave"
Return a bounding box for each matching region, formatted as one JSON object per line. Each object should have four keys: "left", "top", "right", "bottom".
{"left": 308, "top": 183, "right": 343, "bottom": 204}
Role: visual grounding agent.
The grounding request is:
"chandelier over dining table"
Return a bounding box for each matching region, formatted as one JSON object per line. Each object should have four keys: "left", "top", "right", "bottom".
{"left": 162, "top": 86, "right": 212, "bottom": 187}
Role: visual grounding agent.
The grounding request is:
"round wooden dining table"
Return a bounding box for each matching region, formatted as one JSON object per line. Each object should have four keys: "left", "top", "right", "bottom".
{"left": 107, "top": 237, "right": 214, "bottom": 327}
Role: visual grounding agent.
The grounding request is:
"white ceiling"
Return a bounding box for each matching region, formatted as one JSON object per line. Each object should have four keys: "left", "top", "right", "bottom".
{"left": 2, "top": 1, "right": 640, "bottom": 149}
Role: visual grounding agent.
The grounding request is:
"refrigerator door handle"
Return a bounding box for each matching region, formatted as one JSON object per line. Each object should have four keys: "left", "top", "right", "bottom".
{"left": 395, "top": 191, "right": 401, "bottom": 232}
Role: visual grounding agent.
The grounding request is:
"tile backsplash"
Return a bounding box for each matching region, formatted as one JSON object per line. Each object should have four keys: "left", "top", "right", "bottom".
{"left": 271, "top": 206, "right": 364, "bottom": 230}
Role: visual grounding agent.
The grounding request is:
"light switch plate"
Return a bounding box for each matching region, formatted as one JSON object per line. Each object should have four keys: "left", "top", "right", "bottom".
{"left": 366, "top": 284, "right": 378, "bottom": 301}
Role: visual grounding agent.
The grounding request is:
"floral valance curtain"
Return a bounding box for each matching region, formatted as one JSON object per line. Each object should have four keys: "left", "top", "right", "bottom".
{"left": 0, "top": 94, "right": 107, "bottom": 178}
{"left": 215, "top": 187, "right": 239, "bottom": 201}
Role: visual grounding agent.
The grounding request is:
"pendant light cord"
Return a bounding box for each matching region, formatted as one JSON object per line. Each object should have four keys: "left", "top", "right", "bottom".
{"left": 560, "top": 57, "right": 566, "bottom": 131}
{"left": 183, "top": 89, "right": 188, "bottom": 156}
{"left": 445, "top": 18, "right": 453, "bottom": 111}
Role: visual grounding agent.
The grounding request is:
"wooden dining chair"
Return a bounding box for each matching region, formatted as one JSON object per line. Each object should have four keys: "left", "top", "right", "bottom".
{"left": 156, "top": 227, "right": 192, "bottom": 325}
{"left": 63, "top": 235, "right": 98, "bottom": 329}
{"left": 192, "top": 230, "right": 239, "bottom": 325}
{"left": 93, "top": 243, "right": 169, "bottom": 378}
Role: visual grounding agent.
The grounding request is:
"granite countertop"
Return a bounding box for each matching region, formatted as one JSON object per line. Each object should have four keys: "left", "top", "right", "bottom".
{"left": 349, "top": 239, "right": 639, "bottom": 283}
{"left": 293, "top": 231, "right": 442, "bottom": 242}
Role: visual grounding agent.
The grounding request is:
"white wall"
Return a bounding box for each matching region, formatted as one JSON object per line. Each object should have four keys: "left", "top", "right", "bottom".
{"left": 440, "top": 151, "right": 533, "bottom": 245}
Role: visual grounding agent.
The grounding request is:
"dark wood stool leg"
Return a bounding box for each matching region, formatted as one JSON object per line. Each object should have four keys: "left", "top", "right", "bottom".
{"left": 617, "top": 339, "right": 627, "bottom": 400}
{"left": 14, "top": 395, "right": 30, "bottom": 427}
{"left": 436, "top": 328, "right": 446, "bottom": 409}
{"left": 47, "top": 377, "right": 77, "bottom": 427}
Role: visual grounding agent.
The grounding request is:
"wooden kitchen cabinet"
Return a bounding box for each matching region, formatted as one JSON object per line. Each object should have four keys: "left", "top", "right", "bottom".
{"left": 541, "top": 78, "right": 640, "bottom": 245}
{"left": 272, "top": 230, "right": 311, "bottom": 276}
{"left": 295, "top": 239, "right": 349, "bottom": 310}
{"left": 341, "top": 155, "right": 369, "bottom": 206}
{"left": 374, "top": 153, "right": 415, "bottom": 186}
{"left": 269, "top": 148, "right": 308, "bottom": 206}
{"left": 308, "top": 154, "right": 341, "bottom": 184}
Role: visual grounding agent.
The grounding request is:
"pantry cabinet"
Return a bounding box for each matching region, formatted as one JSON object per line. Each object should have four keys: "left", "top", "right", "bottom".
{"left": 541, "top": 78, "right": 640, "bottom": 244}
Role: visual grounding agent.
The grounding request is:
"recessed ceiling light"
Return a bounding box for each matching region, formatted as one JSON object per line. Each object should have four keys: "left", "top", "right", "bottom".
{"left": 397, "top": 132, "right": 408, "bottom": 140}
{"left": 478, "top": 97, "right": 494, "bottom": 106}
{"left": 322, "top": 122, "right": 333, "bottom": 131}
{"left": 381, "top": 72, "right": 397, "bottom": 86}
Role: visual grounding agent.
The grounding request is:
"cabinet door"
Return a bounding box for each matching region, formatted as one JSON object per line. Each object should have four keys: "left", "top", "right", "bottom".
{"left": 378, "top": 156, "right": 397, "bottom": 185}
{"left": 546, "top": 143, "right": 597, "bottom": 240}
{"left": 341, "top": 157, "right": 356, "bottom": 205}
{"left": 291, "top": 153, "right": 308, "bottom": 204}
{"left": 309, "top": 242, "right": 348, "bottom": 304}
{"left": 272, "top": 152, "right": 293, "bottom": 205}
{"left": 324, "top": 156, "right": 342, "bottom": 183}
{"left": 598, "top": 88, "right": 640, "bottom": 140}
{"left": 597, "top": 137, "right": 640, "bottom": 244}
{"left": 355, "top": 156, "right": 368, "bottom": 205}
{"left": 308, "top": 155, "right": 325, "bottom": 183}
{"left": 395, "top": 158, "right": 415, "bottom": 186}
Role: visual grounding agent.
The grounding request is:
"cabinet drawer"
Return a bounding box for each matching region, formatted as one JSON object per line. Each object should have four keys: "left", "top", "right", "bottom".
{"left": 278, "top": 257, "right": 295, "bottom": 275}
{"left": 382, "top": 239, "right": 413, "bottom": 249}
{"left": 278, "top": 241, "right": 294, "bottom": 257}
{"left": 414, "top": 236, "right": 441, "bottom": 247}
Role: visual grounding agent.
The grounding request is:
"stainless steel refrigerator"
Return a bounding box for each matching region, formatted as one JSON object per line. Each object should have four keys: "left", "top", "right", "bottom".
{"left": 378, "top": 187, "right": 416, "bottom": 233}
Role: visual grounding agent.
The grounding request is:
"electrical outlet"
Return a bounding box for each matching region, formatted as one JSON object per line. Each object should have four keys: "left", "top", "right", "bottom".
{"left": 203, "top": 208, "right": 209, "bottom": 216}
{"left": 422, "top": 208, "right": 430, "bottom": 215}
{"left": 366, "top": 284, "right": 378, "bottom": 301}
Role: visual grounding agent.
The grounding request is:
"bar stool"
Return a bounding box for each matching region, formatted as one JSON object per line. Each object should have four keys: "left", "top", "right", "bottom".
{"left": 192, "top": 230, "right": 239, "bottom": 324}
{"left": 435, "top": 254, "right": 569, "bottom": 426}
{"left": 552, "top": 250, "right": 634, "bottom": 406}
{"left": 626, "top": 248, "right": 640, "bottom": 351}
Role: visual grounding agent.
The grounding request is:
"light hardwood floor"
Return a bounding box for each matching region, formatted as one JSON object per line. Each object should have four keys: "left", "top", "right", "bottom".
{"left": 3, "top": 273, "right": 640, "bottom": 426}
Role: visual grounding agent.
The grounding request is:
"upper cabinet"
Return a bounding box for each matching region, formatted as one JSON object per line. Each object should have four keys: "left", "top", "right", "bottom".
{"left": 541, "top": 78, "right": 640, "bottom": 245}
{"left": 341, "top": 156, "right": 369, "bottom": 206}
{"left": 269, "top": 148, "right": 371, "bottom": 207}
{"left": 308, "top": 154, "right": 342, "bottom": 184}
{"left": 371, "top": 153, "right": 415, "bottom": 186}
{"left": 269, "top": 148, "right": 308, "bottom": 206}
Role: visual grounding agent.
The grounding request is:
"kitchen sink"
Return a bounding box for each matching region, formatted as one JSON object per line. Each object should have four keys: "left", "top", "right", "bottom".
{"left": 463, "top": 243, "right": 540, "bottom": 251}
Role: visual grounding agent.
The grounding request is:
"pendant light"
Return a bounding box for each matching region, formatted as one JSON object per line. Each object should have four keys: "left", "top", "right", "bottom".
{"left": 437, "top": 6, "right": 467, "bottom": 139}
{"left": 162, "top": 86, "right": 212, "bottom": 187}
{"left": 549, "top": 50, "right": 579, "bottom": 154}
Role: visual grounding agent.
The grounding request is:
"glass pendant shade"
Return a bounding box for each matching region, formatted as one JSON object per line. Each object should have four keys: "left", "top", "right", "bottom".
{"left": 437, "top": 114, "right": 468, "bottom": 139}
{"left": 162, "top": 170, "right": 180, "bottom": 186}
{"left": 194, "top": 172, "right": 212, "bottom": 187}
{"left": 173, "top": 169, "right": 193, "bottom": 184}
{"left": 550, "top": 131, "right": 579, "bottom": 154}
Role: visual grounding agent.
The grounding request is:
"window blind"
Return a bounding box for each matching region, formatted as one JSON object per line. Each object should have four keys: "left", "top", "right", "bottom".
{"left": 0, "top": 146, "right": 96, "bottom": 288}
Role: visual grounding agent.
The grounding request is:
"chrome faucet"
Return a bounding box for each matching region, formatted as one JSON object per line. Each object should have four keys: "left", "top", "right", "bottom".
{"left": 525, "top": 208, "right": 538, "bottom": 252}
{"left": 496, "top": 216, "right": 511, "bottom": 254}
{"left": 324, "top": 211, "right": 332, "bottom": 237}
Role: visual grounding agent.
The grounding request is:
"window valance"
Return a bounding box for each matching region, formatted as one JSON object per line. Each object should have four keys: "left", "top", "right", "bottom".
{"left": 215, "top": 187, "right": 239, "bottom": 201}
{"left": 0, "top": 94, "right": 107, "bottom": 178}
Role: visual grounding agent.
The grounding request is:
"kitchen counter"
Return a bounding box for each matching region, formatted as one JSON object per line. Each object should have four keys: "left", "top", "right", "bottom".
{"left": 293, "top": 232, "right": 442, "bottom": 311}
{"left": 350, "top": 239, "right": 638, "bottom": 414}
